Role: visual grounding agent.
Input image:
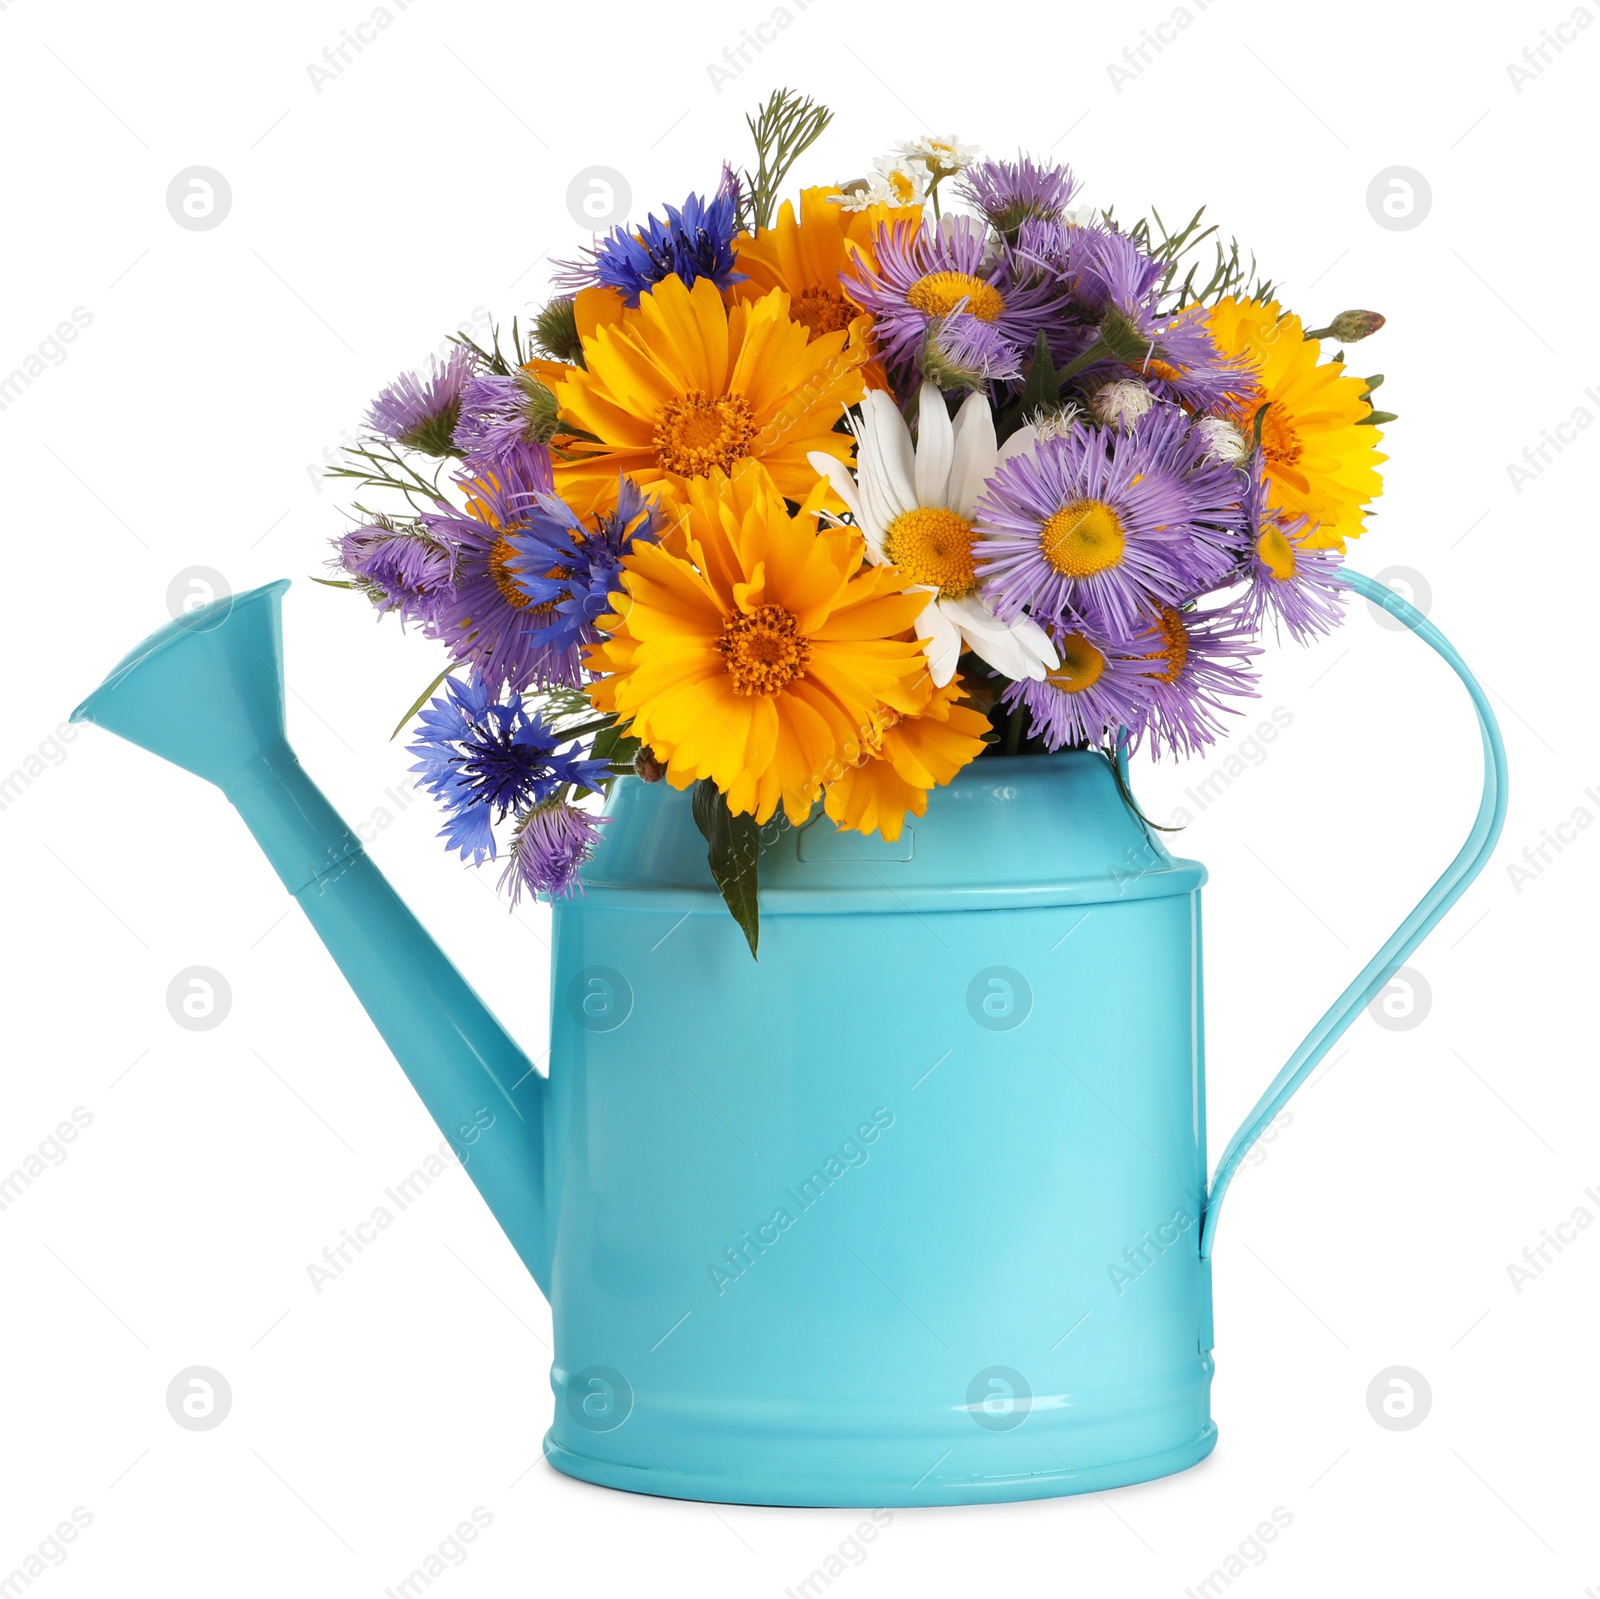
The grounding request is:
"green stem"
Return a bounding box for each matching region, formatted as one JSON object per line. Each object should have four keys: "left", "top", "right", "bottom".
{"left": 1003, "top": 704, "right": 1025, "bottom": 757}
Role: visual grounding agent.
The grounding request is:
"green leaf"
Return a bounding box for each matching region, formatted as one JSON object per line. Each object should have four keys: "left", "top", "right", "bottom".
{"left": 691, "top": 778, "right": 761, "bottom": 959}
{"left": 1357, "top": 409, "right": 1398, "bottom": 426}
{"left": 1017, "top": 331, "right": 1060, "bottom": 418}
{"left": 310, "top": 576, "right": 356, "bottom": 589}
{"left": 390, "top": 663, "right": 460, "bottom": 741}
{"left": 589, "top": 721, "right": 640, "bottom": 770}
{"left": 1251, "top": 401, "right": 1273, "bottom": 450}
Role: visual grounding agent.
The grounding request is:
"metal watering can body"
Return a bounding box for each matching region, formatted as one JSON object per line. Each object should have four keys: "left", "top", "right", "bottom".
{"left": 71, "top": 576, "right": 1507, "bottom": 1508}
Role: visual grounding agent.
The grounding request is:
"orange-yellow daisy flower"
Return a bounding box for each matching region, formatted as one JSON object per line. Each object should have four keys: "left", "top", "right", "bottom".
{"left": 545, "top": 273, "right": 867, "bottom": 522}
{"left": 732, "top": 186, "right": 920, "bottom": 389}
{"left": 585, "top": 461, "right": 933, "bottom": 826}
{"left": 823, "top": 679, "right": 991, "bottom": 841}
{"left": 1206, "top": 297, "right": 1386, "bottom": 551}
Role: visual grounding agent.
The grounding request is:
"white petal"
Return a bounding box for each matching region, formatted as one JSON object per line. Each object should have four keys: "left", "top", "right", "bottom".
{"left": 915, "top": 601, "right": 962, "bottom": 687}
{"left": 806, "top": 451, "right": 863, "bottom": 524}
{"left": 860, "top": 390, "right": 917, "bottom": 520}
{"left": 914, "top": 382, "right": 954, "bottom": 508}
{"left": 948, "top": 390, "right": 998, "bottom": 518}
{"left": 996, "top": 423, "right": 1040, "bottom": 469}
{"left": 941, "top": 594, "right": 1056, "bottom": 681}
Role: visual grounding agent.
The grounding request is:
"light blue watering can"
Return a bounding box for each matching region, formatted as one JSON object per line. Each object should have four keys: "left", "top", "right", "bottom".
{"left": 72, "top": 571, "right": 1505, "bottom": 1506}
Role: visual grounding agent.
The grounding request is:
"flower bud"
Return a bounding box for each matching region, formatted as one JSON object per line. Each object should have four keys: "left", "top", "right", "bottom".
{"left": 633, "top": 745, "right": 666, "bottom": 783}
{"left": 1306, "top": 309, "right": 1386, "bottom": 344}
{"left": 1088, "top": 379, "right": 1155, "bottom": 429}
{"left": 1193, "top": 415, "right": 1249, "bottom": 463}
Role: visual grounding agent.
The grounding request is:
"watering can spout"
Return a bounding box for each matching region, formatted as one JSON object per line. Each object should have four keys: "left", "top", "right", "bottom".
{"left": 72, "top": 581, "right": 553, "bottom": 1293}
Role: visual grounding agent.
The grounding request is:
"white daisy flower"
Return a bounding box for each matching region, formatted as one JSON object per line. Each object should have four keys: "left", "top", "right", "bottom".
{"left": 895, "top": 134, "right": 982, "bottom": 178}
{"left": 808, "top": 384, "right": 1059, "bottom": 687}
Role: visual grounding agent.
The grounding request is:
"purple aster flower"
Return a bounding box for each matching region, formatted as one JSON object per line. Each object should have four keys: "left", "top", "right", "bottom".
{"left": 452, "top": 371, "right": 559, "bottom": 467}
{"left": 1054, "top": 227, "right": 1246, "bottom": 414}
{"left": 555, "top": 171, "right": 744, "bottom": 307}
{"left": 421, "top": 442, "right": 579, "bottom": 692}
{"left": 959, "top": 155, "right": 1080, "bottom": 236}
{"left": 840, "top": 215, "right": 1064, "bottom": 387}
{"left": 921, "top": 311, "right": 1024, "bottom": 392}
{"left": 408, "top": 674, "right": 609, "bottom": 866}
{"left": 974, "top": 415, "right": 1239, "bottom": 636}
{"left": 1000, "top": 618, "right": 1153, "bottom": 751}
{"left": 503, "top": 476, "right": 662, "bottom": 660}
{"left": 368, "top": 346, "right": 477, "bottom": 455}
{"left": 1234, "top": 452, "right": 1347, "bottom": 643}
{"left": 1127, "top": 601, "right": 1261, "bottom": 759}
{"left": 332, "top": 519, "right": 456, "bottom": 627}
{"left": 499, "top": 798, "right": 607, "bottom": 905}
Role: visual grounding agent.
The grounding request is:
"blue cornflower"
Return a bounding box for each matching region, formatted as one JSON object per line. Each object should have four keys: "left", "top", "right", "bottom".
{"left": 408, "top": 674, "right": 610, "bottom": 865}
{"left": 504, "top": 476, "right": 662, "bottom": 657}
{"left": 556, "top": 176, "right": 745, "bottom": 307}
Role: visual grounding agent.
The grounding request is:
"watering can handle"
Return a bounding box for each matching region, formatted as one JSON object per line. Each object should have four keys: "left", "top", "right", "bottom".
{"left": 1196, "top": 568, "right": 1508, "bottom": 1258}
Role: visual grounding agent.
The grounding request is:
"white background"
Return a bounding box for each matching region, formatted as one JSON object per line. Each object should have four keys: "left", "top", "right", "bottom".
{"left": 1, "top": 0, "right": 1596, "bottom": 1593}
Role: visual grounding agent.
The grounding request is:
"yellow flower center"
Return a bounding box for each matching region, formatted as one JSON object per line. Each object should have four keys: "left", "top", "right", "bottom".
{"left": 793, "top": 286, "right": 858, "bottom": 337}
{"left": 1046, "top": 632, "right": 1106, "bottom": 694}
{"left": 1039, "top": 499, "right": 1126, "bottom": 578}
{"left": 888, "top": 169, "right": 920, "bottom": 203}
{"left": 653, "top": 390, "right": 757, "bottom": 478}
{"left": 883, "top": 506, "right": 979, "bottom": 597}
{"left": 1244, "top": 402, "right": 1302, "bottom": 467}
{"left": 718, "top": 603, "right": 810, "bottom": 696}
{"left": 906, "top": 271, "right": 1005, "bottom": 322}
{"left": 488, "top": 539, "right": 567, "bottom": 619}
{"left": 1257, "top": 524, "right": 1297, "bottom": 582}
{"left": 1142, "top": 605, "right": 1190, "bottom": 685}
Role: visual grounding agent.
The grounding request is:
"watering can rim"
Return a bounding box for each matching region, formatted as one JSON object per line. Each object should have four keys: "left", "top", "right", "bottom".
{"left": 70, "top": 578, "right": 292, "bottom": 727}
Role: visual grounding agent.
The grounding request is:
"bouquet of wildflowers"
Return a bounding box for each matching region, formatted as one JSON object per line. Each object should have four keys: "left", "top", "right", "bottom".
{"left": 327, "top": 91, "right": 1391, "bottom": 952}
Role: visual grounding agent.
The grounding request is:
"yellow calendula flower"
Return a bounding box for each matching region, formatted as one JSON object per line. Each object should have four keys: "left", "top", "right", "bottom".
{"left": 732, "top": 186, "right": 920, "bottom": 389}
{"left": 824, "top": 680, "right": 991, "bottom": 841}
{"left": 585, "top": 462, "right": 934, "bottom": 826}
{"left": 1206, "top": 297, "right": 1387, "bottom": 551}
{"left": 545, "top": 273, "right": 867, "bottom": 521}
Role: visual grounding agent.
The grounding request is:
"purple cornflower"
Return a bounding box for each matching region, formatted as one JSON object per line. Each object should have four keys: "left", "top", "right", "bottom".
{"left": 1234, "top": 452, "right": 1347, "bottom": 643}
{"left": 499, "top": 799, "right": 607, "bottom": 904}
{"left": 555, "top": 172, "right": 744, "bottom": 307}
{"left": 1000, "top": 618, "right": 1152, "bottom": 751}
{"left": 408, "top": 674, "right": 609, "bottom": 865}
{"left": 452, "top": 371, "right": 558, "bottom": 466}
{"left": 421, "top": 442, "right": 579, "bottom": 692}
{"left": 960, "top": 155, "right": 1081, "bottom": 236}
{"left": 974, "top": 416, "right": 1238, "bottom": 636}
{"left": 368, "top": 346, "right": 477, "bottom": 455}
{"left": 504, "top": 476, "right": 661, "bottom": 659}
{"left": 1127, "top": 601, "right": 1261, "bottom": 759}
{"left": 840, "top": 214, "right": 1064, "bottom": 386}
{"left": 333, "top": 520, "right": 456, "bottom": 627}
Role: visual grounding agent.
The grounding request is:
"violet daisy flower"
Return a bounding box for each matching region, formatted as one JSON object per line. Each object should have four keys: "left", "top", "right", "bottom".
{"left": 555, "top": 173, "right": 744, "bottom": 307}
{"left": 921, "top": 311, "right": 1024, "bottom": 392}
{"left": 500, "top": 799, "right": 607, "bottom": 905}
{"left": 1048, "top": 228, "right": 1245, "bottom": 415}
{"left": 1235, "top": 452, "right": 1347, "bottom": 643}
{"left": 840, "top": 214, "right": 1064, "bottom": 386}
{"left": 333, "top": 519, "right": 456, "bottom": 627}
{"left": 504, "top": 475, "right": 662, "bottom": 660}
{"left": 1000, "top": 618, "right": 1153, "bottom": 751}
{"left": 368, "top": 346, "right": 477, "bottom": 456}
{"left": 421, "top": 442, "right": 579, "bottom": 692}
{"left": 452, "top": 371, "right": 559, "bottom": 466}
{"left": 960, "top": 155, "right": 1081, "bottom": 237}
{"left": 408, "top": 674, "right": 609, "bottom": 866}
{"left": 1127, "top": 601, "right": 1261, "bottom": 759}
{"left": 974, "top": 417, "right": 1237, "bottom": 636}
